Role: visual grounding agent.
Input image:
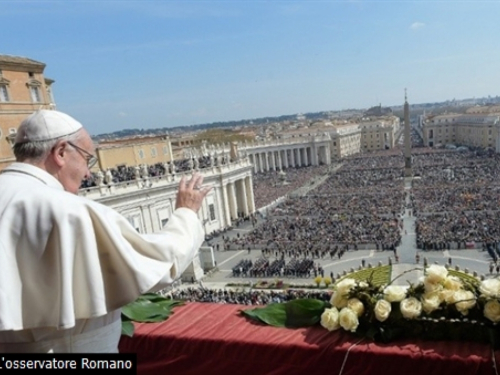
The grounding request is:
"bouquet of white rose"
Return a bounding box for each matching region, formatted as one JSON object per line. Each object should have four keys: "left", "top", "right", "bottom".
{"left": 242, "top": 265, "right": 500, "bottom": 345}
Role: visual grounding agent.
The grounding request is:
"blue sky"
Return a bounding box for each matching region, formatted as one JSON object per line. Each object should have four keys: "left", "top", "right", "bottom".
{"left": 3, "top": 0, "right": 500, "bottom": 135}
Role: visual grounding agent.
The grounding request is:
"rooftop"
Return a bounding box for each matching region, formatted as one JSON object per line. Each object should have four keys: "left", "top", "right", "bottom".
{"left": 0, "top": 54, "right": 45, "bottom": 67}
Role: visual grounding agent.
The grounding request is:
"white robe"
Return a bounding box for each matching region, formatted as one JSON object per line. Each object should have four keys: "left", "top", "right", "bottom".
{"left": 0, "top": 163, "right": 204, "bottom": 351}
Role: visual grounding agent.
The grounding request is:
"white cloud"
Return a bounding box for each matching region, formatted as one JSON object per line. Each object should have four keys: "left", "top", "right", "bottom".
{"left": 410, "top": 22, "right": 426, "bottom": 30}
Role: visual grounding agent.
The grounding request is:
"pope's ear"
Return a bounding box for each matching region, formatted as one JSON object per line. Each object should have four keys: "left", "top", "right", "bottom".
{"left": 51, "top": 140, "right": 69, "bottom": 167}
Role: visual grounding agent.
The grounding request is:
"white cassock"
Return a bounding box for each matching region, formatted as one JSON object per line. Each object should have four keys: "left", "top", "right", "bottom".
{"left": 0, "top": 163, "right": 204, "bottom": 352}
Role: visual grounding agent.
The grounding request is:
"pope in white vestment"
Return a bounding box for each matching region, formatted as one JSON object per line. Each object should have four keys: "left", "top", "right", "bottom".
{"left": 0, "top": 110, "right": 208, "bottom": 353}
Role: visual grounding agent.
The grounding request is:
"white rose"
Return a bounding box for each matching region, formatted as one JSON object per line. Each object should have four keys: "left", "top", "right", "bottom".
{"left": 384, "top": 285, "right": 407, "bottom": 303}
{"left": 330, "top": 291, "right": 348, "bottom": 309}
{"left": 358, "top": 281, "right": 369, "bottom": 289}
{"left": 484, "top": 300, "right": 500, "bottom": 323}
{"left": 421, "top": 292, "right": 442, "bottom": 314}
{"left": 443, "top": 276, "right": 463, "bottom": 291}
{"left": 454, "top": 290, "right": 476, "bottom": 315}
{"left": 336, "top": 278, "right": 356, "bottom": 296}
{"left": 480, "top": 278, "right": 500, "bottom": 298}
{"left": 400, "top": 297, "right": 422, "bottom": 319}
{"left": 440, "top": 288, "right": 456, "bottom": 304}
{"left": 320, "top": 307, "right": 340, "bottom": 331}
{"left": 339, "top": 307, "right": 359, "bottom": 332}
{"left": 347, "top": 298, "right": 365, "bottom": 317}
{"left": 374, "top": 299, "right": 391, "bottom": 322}
{"left": 425, "top": 265, "right": 448, "bottom": 284}
{"left": 424, "top": 279, "right": 443, "bottom": 294}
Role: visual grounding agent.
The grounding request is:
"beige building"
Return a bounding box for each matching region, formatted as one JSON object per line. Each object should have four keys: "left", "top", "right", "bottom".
{"left": 329, "top": 124, "right": 362, "bottom": 159}
{"left": 327, "top": 116, "right": 400, "bottom": 159}
{"left": 422, "top": 112, "right": 500, "bottom": 149}
{"left": 96, "top": 136, "right": 174, "bottom": 171}
{"left": 0, "top": 54, "right": 56, "bottom": 170}
{"left": 359, "top": 117, "right": 400, "bottom": 152}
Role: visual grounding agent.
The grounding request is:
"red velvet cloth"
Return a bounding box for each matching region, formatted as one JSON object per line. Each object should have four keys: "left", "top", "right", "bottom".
{"left": 119, "top": 302, "right": 499, "bottom": 375}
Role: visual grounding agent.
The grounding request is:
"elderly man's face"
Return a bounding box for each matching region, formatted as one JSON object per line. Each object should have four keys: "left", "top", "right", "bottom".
{"left": 58, "top": 130, "right": 95, "bottom": 194}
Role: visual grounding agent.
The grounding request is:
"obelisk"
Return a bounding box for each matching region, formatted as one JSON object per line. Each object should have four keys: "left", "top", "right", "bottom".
{"left": 404, "top": 89, "right": 412, "bottom": 177}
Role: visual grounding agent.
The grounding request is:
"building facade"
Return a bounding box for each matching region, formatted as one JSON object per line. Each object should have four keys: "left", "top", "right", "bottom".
{"left": 96, "top": 136, "right": 175, "bottom": 171}
{"left": 359, "top": 117, "right": 400, "bottom": 152}
{"left": 0, "top": 54, "right": 56, "bottom": 170}
{"left": 80, "top": 158, "right": 255, "bottom": 236}
{"left": 422, "top": 113, "right": 500, "bottom": 149}
{"left": 329, "top": 124, "right": 362, "bottom": 159}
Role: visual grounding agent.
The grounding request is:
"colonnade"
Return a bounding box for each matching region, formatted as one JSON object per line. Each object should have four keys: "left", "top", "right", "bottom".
{"left": 217, "top": 174, "right": 255, "bottom": 227}
{"left": 247, "top": 145, "right": 329, "bottom": 174}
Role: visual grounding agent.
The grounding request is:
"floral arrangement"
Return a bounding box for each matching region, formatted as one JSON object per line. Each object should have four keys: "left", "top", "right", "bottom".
{"left": 242, "top": 265, "right": 500, "bottom": 345}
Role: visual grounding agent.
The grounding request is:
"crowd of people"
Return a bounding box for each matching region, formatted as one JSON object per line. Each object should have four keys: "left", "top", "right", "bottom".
{"left": 412, "top": 150, "right": 500, "bottom": 249}
{"left": 81, "top": 140, "right": 500, "bottom": 261}
{"left": 252, "top": 165, "right": 329, "bottom": 209}
{"left": 231, "top": 257, "right": 317, "bottom": 278}
{"left": 224, "top": 154, "right": 406, "bottom": 257}
{"left": 80, "top": 154, "right": 225, "bottom": 188}
{"left": 165, "top": 287, "right": 331, "bottom": 305}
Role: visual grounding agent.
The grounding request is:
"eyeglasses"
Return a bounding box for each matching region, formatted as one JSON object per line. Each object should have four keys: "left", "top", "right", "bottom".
{"left": 67, "top": 141, "right": 98, "bottom": 169}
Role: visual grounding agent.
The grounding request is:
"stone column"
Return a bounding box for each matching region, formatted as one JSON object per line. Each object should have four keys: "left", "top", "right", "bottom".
{"left": 284, "top": 149, "right": 289, "bottom": 168}
{"left": 239, "top": 178, "right": 249, "bottom": 216}
{"left": 228, "top": 181, "right": 238, "bottom": 220}
{"left": 296, "top": 148, "right": 302, "bottom": 167}
{"left": 290, "top": 149, "right": 296, "bottom": 167}
{"left": 277, "top": 150, "right": 282, "bottom": 170}
{"left": 304, "top": 147, "right": 309, "bottom": 166}
{"left": 312, "top": 145, "right": 318, "bottom": 166}
{"left": 245, "top": 175, "right": 256, "bottom": 213}
{"left": 250, "top": 153, "right": 258, "bottom": 173}
{"left": 265, "top": 152, "right": 270, "bottom": 172}
{"left": 221, "top": 184, "right": 232, "bottom": 227}
{"left": 270, "top": 151, "right": 276, "bottom": 171}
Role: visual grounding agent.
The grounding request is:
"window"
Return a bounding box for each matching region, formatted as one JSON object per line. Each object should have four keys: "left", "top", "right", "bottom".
{"left": 138, "top": 149, "right": 145, "bottom": 159}
{"left": 0, "top": 85, "right": 9, "bottom": 102}
{"left": 163, "top": 146, "right": 168, "bottom": 155}
{"left": 127, "top": 216, "right": 142, "bottom": 233}
{"left": 30, "top": 86, "right": 41, "bottom": 102}
{"left": 209, "top": 204, "right": 216, "bottom": 221}
{"left": 151, "top": 147, "right": 157, "bottom": 157}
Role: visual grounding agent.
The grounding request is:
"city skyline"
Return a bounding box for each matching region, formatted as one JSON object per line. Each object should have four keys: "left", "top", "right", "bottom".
{"left": 3, "top": 0, "right": 500, "bottom": 136}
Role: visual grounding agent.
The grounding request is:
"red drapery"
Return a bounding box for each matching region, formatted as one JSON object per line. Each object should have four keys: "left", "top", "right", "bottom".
{"left": 119, "top": 302, "right": 498, "bottom": 375}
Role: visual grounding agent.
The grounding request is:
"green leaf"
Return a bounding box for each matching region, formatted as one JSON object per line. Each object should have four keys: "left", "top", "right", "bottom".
{"left": 242, "top": 303, "right": 287, "bottom": 327}
{"left": 242, "top": 299, "right": 328, "bottom": 328}
{"left": 138, "top": 293, "right": 170, "bottom": 302}
{"left": 121, "top": 320, "right": 135, "bottom": 337}
{"left": 285, "top": 299, "right": 329, "bottom": 327}
{"left": 156, "top": 299, "right": 184, "bottom": 309}
{"left": 121, "top": 300, "right": 173, "bottom": 322}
